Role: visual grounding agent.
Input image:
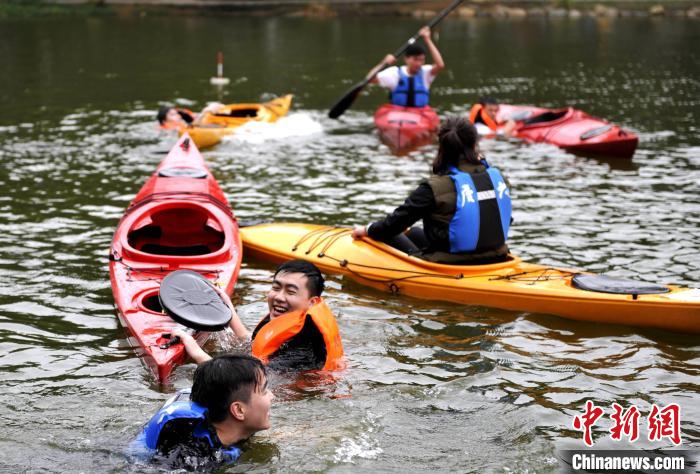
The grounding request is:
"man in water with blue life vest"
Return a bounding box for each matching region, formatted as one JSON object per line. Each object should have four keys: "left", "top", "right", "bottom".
{"left": 174, "top": 260, "right": 343, "bottom": 371}
{"left": 352, "top": 117, "right": 512, "bottom": 264}
{"left": 133, "top": 354, "right": 272, "bottom": 469}
{"left": 366, "top": 26, "right": 445, "bottom": 107}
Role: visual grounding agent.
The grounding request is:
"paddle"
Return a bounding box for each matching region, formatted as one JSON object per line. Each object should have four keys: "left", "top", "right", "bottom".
{"left": 327, "top": 0, "right": 465, "bottom": 119}
{"left": 158, "top": 270, "right": 233, "bottom": 349}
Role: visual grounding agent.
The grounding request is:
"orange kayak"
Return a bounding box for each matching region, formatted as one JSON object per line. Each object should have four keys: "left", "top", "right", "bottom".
{"left": 182, "top": 95, "right": 293, "bottom": 149}
{"left": 240, "top": 223, "right": 700, "bottom": 334}
{"left": 109, "top": 134, "right": 242, "bottom": 381}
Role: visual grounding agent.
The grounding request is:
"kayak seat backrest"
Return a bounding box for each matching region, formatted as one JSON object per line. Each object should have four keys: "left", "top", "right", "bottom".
{"left": 268, "top": 316, "right": 327, "bottom": 371}
{"left": 127, "top": 208, "right": 225, "bottom": 256}
{"left": 572, "top": 274, "right": 670, "bottom": 295}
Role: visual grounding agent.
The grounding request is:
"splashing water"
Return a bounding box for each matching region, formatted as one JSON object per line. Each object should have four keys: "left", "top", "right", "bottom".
{"left": 223, "top": 113, "right": 323, "bottom": 145}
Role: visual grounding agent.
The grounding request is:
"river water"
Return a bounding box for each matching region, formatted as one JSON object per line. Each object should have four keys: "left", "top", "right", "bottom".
{"left": 0, "top": 13, "right": 698, "bottom": 473}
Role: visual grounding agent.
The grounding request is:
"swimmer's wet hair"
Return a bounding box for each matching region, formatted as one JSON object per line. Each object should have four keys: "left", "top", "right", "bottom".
{"left": 191, "top": 354, "right": 266, "bottom": 423}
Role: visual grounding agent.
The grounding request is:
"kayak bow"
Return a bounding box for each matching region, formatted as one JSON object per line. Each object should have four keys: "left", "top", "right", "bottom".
{"left": 184, "top": 95, "right": 293, "bottom": 149}
{"left": 109, "top": 134, "right": 242, "bottom": 382}
{"left": 374, "top": 104, "right": 440, "bottom": 155}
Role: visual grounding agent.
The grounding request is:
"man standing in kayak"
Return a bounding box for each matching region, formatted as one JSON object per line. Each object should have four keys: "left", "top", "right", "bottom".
{"left": 174, "top": 260, "right": 342, "bottom": 370}
{"left": 366, "top": 26, "right": 445, "bottom": 107}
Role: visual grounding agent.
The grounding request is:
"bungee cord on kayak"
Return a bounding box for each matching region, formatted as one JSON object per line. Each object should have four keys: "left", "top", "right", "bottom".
{"left": 110, "top": 256, "right": 224, "bottom": 284}
{"left": 288, "top": 225, "right": 577, "bottom": 287}
{"left": 125, "top": 191, "right": 233, "bottom": 217}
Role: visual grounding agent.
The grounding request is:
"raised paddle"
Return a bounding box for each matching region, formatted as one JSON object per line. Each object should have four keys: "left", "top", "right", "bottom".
{"left": 157, "top": 269, "right": 233, "bottom": 348}
{"left": 327, "top": 0, "right": 465, "bottom": 119}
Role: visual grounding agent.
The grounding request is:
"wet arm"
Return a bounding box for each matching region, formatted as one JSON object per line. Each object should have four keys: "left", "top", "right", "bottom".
{"left": 191, "top": 102, "right": 224, "bottom": 126}
{"left": 367, "top": 54, "right": 396, "bottom": 83}
{"left": 214, "top": 286, "right": 250, "bottom": 340}
{"left": 172, "top": 329, "right": 212, "bottom": 364}
{"left": 421, "top": 27, "right": 444, "bottom": 75}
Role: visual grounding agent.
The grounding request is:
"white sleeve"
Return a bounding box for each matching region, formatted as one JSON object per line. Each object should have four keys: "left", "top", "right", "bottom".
{"left": 376, "top": 67, "right": 400, "bottom": 90}
{"left": 475, "top": 122, "right": 493, "bottom": 136}
{"left": 422, "top": 65, "right": 436, "bottom": 88}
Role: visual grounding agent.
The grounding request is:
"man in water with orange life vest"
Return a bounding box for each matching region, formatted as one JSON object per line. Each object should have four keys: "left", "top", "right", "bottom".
{"left": 157, "top": 102, "right": 224, "bottom": 130}
{"left": 366, "top": 26, "right": 445, "bottom": 107}
{"left": 469, "top": 97, "right": 517, "bottom": 137}
{"left": 174, "top": 260, "right": 343, "bottom": 371}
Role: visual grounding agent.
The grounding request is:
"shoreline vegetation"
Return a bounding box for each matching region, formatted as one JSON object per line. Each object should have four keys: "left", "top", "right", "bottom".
{"left": 2, "top": 0, "right": 699, "bottom": 19}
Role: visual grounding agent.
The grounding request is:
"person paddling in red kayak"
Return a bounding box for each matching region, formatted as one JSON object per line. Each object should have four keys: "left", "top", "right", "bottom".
{"left": 468, "top": 97, "right": 517, "bottom": 137}
{"left": 352, "top": 117, "right": 512, "bottom": 264}
{"left": 174, "top": 260, "right": 343, "bottom": 371}
{"left": 367, "top": 26, "right": 445, "bottom": 107}
{"left": 157, "top": 102, "right": 224, "bottom": 130}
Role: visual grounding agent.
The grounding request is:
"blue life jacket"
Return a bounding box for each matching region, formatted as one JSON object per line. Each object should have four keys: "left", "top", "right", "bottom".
{"left": 448, "top": 161, "right": 511, "bottom": 253}
{"left": 390, "top": 67, "right": 430, "bottom": 107}
{"left": 131, "top": 389, "right": 242, "bottom": 464}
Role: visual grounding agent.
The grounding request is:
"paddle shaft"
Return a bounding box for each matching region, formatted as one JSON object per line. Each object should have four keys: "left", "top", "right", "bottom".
{"left": 328, "top": 0, "right": 464, "bottom": 119}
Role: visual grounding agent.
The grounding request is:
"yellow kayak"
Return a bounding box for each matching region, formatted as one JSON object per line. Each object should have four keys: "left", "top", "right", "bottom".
{"left": 182, "top": 94, "right": 293, "bottom": 149}
{"left": 240, "top": 223, "right": 700, "bottom": 334}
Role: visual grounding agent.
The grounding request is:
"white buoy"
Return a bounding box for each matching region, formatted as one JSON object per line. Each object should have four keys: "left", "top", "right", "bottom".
{"left": 210, "top": 51, "right": 230, "bottom": 86}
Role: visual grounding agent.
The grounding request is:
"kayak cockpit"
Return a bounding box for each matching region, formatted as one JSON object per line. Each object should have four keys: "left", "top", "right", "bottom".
{"left": 520, "top": 108, "right": 570, "bottom": 127}
{"left": 361, "top": 236, "right": 522, "bottom": 276}
{"left": 215, "top": 107, "right": 260, "bottom": 118}
{"left": 141, "top": 293, "right": 164, "bottom": 313}
{"left": 126, "top": 204, "right": 225, "bottom": 257}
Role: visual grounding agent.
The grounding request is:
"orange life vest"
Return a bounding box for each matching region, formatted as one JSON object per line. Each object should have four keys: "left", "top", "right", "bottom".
{"left": 251, "top": 299, "right": 344, "bottom": 371}
{"left": 469, "top": 103, "right": 499, "bottom": 131}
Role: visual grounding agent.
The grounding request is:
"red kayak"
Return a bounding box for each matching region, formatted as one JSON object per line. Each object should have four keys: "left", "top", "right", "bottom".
{"left": 497, "top": 104, "right": 638, "bottom": 159}
{"left": 374, "top": 104, "right": 440, "bottom": 155}
{"left": 109, "top": 134, "right": 242, "bottom": 382}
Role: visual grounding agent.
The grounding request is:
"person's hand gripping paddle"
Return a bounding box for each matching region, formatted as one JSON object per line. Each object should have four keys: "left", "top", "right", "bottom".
{"left": 158, "top": 270, "right": 232, "bottom": 349}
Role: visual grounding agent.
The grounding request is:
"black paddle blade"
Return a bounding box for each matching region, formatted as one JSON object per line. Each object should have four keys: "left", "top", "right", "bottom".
{"left": 159, "top": 270, "right": 232, "bottom": 331}
{"left": 328, "top": 80, "right": 367, "bottom": 119}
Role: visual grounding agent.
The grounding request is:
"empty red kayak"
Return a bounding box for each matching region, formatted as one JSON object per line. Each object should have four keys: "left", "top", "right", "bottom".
{"left": 374, "top": 104, "right": 440, "bottom": 155}
{"left": 109, "top": 134, "right": 242, "bottom": 382}
{"left": 497, "top": 105, "right": 638, "bottom": 159}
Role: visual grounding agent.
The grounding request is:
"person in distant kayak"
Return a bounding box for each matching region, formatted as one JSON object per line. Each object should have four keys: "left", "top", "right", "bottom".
{"left": 133, "top": 354, "right": 272, "bottom": 469}
{"left": 174, "top": 260, "right": 343, "bottom": 371}
{"left": 468, "top": 97, "right": 517, "bottom": 137}
{"left": 156, "top": 102, "right": 224, "bottom": 130}
{"left": 366, "top": 26, "right": 445, "bottom": 108}
{"left": 352, "top": 116, "right": 512, "bottom": 264}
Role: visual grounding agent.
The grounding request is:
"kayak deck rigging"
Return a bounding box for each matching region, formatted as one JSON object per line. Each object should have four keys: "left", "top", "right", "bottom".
{"left": 240, "top": 223, "right": 699, "bottom": 333}
{"left": 289, "top": 226, "right": 576, "bottom": 286}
